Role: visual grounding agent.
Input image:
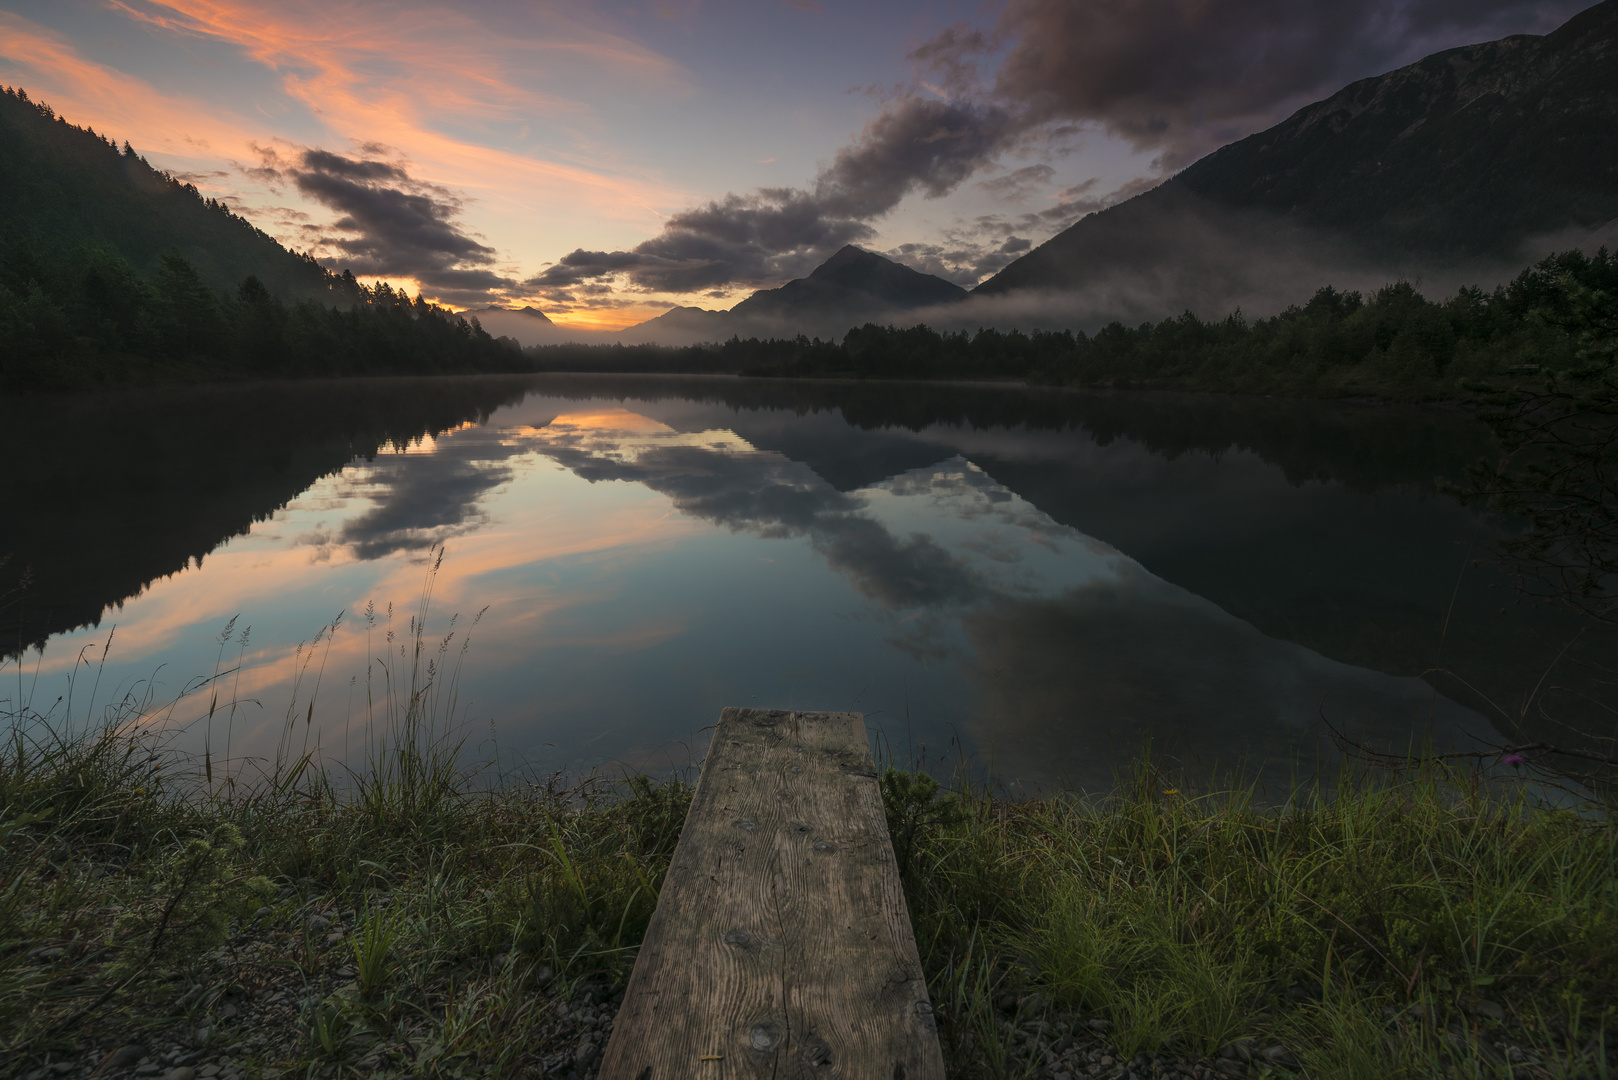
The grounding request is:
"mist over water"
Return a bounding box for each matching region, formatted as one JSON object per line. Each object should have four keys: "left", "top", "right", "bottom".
{"left": 5, "top": 375, "right": 1594, "bottom": 795}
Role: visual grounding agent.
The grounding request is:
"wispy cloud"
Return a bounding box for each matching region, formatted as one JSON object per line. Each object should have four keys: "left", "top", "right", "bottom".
{"left": 0, "top": 11, "right": 265, "bottom": 156}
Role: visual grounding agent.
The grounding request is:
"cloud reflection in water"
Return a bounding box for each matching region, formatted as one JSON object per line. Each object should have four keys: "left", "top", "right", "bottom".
{"left": 476, "top": 406, "right": 1492, "bottom": 792}
{"left": 29, "top": 395, "right": 1498, "bottom": 795}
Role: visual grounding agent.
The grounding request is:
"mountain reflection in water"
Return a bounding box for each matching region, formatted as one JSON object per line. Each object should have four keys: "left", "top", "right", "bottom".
{"left": 4, "top": 375, "right": 1601, "bottom": 794}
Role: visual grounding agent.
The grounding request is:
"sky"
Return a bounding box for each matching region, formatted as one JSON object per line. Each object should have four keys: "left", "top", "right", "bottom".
{"left": 0, "top": 0, "right": 1591, "bottom": 329}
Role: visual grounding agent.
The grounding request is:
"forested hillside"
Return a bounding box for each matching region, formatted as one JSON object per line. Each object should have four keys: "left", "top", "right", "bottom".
{"left": 0, "top": 87, "right": 530, "bottom": 389}
{"left": 0, "top": 86, "right": 332, "bottom": 298}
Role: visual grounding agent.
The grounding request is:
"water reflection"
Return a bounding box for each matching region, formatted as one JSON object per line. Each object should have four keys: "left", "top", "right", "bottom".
{"left": 502, "top": 410, "right": 1491, "bottom": 791}
{"left": 3, "top": 375, "right": 1595, "bottom": 794}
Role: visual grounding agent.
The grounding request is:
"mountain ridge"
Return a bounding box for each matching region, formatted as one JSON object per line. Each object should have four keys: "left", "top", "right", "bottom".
{"left": 611, "top": 244, "right": 966, "bottom": 343}
{"left": 729, "top": 244, "right": 967, "bottom": 321}
{"left": 0, "top": 86, "right": 335, "bottom": 300}
{"left": 976, "top": 0, "right": 1618, "bottom": 303}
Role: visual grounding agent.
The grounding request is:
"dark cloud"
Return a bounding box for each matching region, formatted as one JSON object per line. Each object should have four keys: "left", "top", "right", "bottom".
{"left": 907, "top": 23, "right": 993, "bottom": 97}
{"left": 818, "top": 96, "right": 1015, "bottom": 216}
{"left": 921, "top": 0, "right": 1587, "bottom": 168}
{"left": 531, "top": 0, "right": 1580, "bottom": 302}
{"left": 249, "top": 144, "right": 515, "bottom": 305}
{"left": 527, "top": 96, "right": 1014, "bottom": 299}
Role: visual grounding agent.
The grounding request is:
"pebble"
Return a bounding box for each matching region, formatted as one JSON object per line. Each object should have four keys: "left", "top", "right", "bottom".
{"left": 108, "top": 1046, "right": 146, "bottom": 1068}
{"left": 27, "top": 946, "right": 67, "bottom": 963}
{"left": 197, "top": 1067, "right": 221, "bottom": 1079}
{"left": 161, "top": 1068, "right": 196, "bottom": 1080}
{"left": 134, "top": 1065, "right": 161, "bottom": 1077}
{"left": 306, "top": 915, "right": 330, "bottom": 933}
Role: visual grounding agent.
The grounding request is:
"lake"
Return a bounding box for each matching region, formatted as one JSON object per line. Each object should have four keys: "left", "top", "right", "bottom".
{"left": 5, "top": 374, "right": 1606, "bottom": 795}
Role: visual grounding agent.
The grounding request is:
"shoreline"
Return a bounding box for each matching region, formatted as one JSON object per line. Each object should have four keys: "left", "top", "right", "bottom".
{"left": 0, "top": 366, "right": 1496, "bottom": 414}
{"left": 5, "top": 719, "right": 1613, "bottom": 1080}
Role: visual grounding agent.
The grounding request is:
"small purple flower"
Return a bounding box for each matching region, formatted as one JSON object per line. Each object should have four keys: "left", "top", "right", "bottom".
{"left": 1501, "top": 753, "right": 1527, "bottom": 768}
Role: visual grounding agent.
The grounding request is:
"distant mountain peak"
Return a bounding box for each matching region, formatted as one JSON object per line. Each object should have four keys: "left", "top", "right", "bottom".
{"left": 612, "top": 245, "right": 967, "bottom": 343}
{"left": 730, "top": 245, "right": 966, "bottom": 324}
{"left": 809, "top": 244, "right": 884, "bottom": 277}
{"left": 465, "top": 304, "right": 553, "bottom": 324}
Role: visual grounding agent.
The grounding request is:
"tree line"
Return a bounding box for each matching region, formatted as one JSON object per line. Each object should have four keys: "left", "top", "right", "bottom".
{"left": 518, "top": 249, "right": 1617, "bottom": 397}
{"left": 0, "top": 234, "right": 525, "bottom": 390}
{"left": 725, "top": 249, "right": 1618, "bottom": 394}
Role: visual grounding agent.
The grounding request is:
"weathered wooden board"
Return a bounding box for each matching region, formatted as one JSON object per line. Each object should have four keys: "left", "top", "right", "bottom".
{"left": 598, "top": 708, "right": 945, "bottom": 1080}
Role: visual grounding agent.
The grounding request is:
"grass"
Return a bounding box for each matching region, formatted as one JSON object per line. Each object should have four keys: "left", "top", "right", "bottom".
{"left": 894, "top": 760, "right": 1617, "bottom": 1077}
{"left": 2, "top": 563, "right": 1615, "bottom": 1077}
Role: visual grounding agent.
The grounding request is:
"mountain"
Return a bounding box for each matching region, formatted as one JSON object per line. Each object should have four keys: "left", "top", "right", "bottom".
{"left": 729, "top": 244, "right": 967, "bottom": 322}
{"left": 0, "top": 87, "right": 333, "bottom": 299}
{"left": 1, "top": 86, "right": 529, "bottom": 387}
{"left": 974, "top": 0, "right": 1618, "bottom": 317}
{"left": 461, "top": 305, "right": 558, "bottom": 345}
{"left": 618, "top": 245, "right": 968, "bottom": 343}
{"left": 619, "top": 304, "right": 734, "bottom": 344}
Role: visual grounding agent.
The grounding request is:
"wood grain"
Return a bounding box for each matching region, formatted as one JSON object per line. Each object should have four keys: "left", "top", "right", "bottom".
{"left": 598, "top": 708, "right": 945, "bottom": 1080}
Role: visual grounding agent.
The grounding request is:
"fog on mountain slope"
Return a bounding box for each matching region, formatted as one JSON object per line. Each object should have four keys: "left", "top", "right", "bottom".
{"left": 959, "top": 0, "right": 1618, "bottom": 332}
{"left": 458, "top": 305, "right": 557, "bottom": 346}
{"left": 589, "top": 0, "right": 1618, "bottom": 346}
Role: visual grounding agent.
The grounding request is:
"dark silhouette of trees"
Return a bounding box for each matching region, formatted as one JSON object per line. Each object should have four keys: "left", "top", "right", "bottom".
{"left": 0, "top": 233, "right": 524, "bottom": 389}
{"left": 1468, "top": 270, "right": 1618, "bottom": 620}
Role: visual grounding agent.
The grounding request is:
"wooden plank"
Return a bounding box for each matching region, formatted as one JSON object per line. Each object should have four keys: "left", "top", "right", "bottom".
{"left": 598, "top": 708, "right": 945, "bottom": 1080}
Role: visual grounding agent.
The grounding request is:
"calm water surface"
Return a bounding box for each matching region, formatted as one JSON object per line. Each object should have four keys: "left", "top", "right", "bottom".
{"left": 6, "top": 375, "right": 1601, "bottom": 793}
